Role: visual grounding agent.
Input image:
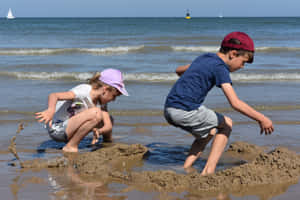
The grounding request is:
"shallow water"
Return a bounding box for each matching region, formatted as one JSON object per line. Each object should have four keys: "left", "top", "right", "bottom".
{"left": 1, "top": 17, "right": 300, "bottom": 199}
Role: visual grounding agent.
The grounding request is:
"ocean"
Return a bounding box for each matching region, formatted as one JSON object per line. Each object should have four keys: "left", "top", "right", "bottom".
{"left": 1, "top": 17, "right": 300, "bottom": 200}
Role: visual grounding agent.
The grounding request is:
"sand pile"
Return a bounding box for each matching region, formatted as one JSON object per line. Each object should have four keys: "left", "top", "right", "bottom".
{"left": 19, "top": 143, "right": 147, "bottom": 171}
{"left": 13, "top": 141, "right": 300, "bottom": 194}
{"left": 115, "top": 144, "right": 300, "bottom": 194}
{"left": 9, "top": 123, "right": 300, "bottom": 194}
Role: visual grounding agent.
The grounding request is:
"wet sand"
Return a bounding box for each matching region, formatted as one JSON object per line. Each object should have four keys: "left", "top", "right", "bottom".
{"left": 4, "top": 123, "right": 300, "bottom": 199}
{"left": 12, "top": 140, "right": 300, "bottom": 197}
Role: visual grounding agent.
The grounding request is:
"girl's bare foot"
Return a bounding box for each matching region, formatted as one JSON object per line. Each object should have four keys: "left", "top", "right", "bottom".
{"left": 62, "top": 145, "right": 78, "bottom": 153}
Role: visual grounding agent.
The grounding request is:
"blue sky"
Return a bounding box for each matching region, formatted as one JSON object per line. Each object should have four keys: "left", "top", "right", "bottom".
{"left": 1, "top": 0, "right": 300, "bottom": 17}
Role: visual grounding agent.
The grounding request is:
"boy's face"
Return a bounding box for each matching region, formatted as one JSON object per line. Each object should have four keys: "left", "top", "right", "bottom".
{"left": 228, "top": 51, "right": 250, "bottom": 72}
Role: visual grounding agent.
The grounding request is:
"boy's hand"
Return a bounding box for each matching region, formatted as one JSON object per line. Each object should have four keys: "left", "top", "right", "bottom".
{"left": 35, "top": 109, "right": 55, "bottom": 127}
{"left": 259, "top": 116, "right": 274, "bottom": 135}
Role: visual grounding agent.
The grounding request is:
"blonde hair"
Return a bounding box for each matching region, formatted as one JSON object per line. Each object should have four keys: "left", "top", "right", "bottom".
{"left": 88, "top": 72, "right": 118, "bottom": 92}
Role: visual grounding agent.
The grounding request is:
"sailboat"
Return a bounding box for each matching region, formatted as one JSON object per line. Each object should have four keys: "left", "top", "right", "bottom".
{"left": 185, "top": 9, "right": 191, "bottom": 19}
{"left": 218, "top": 12, "right": 223, "bottom": 18}
{"left": 6, "top": 8, "right": 15, "bottom": 19}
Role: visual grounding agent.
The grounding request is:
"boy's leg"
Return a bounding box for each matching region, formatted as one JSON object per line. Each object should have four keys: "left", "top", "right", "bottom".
{"left": 183, "top": 129, "right": 215, "bottom": 169}
{"left": 201, "top": 116, "right": 232, "bottom": 175}
{"left": 63, "top": 107, "right": 103, "bottom": 152}
{"left": 165, "top": 106, "right": 228, "bottom": 172}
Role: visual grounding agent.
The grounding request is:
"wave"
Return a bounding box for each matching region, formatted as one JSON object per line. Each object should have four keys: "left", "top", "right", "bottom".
{"left": 255, "top": 46, "right": 300, "bottom": 53}
{"left": 171, "top": 46, "right": 219, "bottom": 52}
{"left": 172, "top": 46, "right": 300, "bottom": 53}
{"left": 1, "top": 45, "right": 300, "bottom": 55}
{"left": 2, "top": 71, "right": 300, "bottom": 82}
{"left": 0, "top": 71, "right": 178, "bottom": 82}
{"left": 0, "top": 45, "right": 144, "bottom": 55}
{"left": 0, "top": 71, "right": 94, "bottom": 81}
{"left": 231, "top": 72, "right": 300, "bottom": 81}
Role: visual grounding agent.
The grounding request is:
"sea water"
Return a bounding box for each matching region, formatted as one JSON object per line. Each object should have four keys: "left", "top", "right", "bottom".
{"left": 1, "top": 17, "right": 300, "bottom": 199}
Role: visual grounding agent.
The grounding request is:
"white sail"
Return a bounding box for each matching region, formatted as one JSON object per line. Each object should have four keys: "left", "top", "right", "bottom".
{"left": 218, "top": 10, "right": 223, "bottom": 18}
{"left": 7, "top": 8, "right": 15, "bottom": 19}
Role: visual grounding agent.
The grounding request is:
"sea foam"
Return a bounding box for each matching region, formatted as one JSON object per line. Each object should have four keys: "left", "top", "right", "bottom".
{"left": 2, "top": 71, "right": 300, "bottom": 82}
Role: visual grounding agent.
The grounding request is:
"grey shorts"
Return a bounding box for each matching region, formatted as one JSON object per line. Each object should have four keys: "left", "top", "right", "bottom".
{"left": 46, "top": 120, "right": 69, "bottom": 143}
{"left": 164, "top": 106, "right": 224, "bottom": 139}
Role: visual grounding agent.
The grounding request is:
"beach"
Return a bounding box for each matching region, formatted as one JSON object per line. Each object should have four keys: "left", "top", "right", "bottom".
{"left": 1, "top": 17, "right": 300, "bottom": 199}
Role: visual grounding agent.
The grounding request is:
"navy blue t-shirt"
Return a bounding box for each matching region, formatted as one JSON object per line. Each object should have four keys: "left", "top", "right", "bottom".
{"left": 165, "top": 53, "right": 232, "bottom": 111}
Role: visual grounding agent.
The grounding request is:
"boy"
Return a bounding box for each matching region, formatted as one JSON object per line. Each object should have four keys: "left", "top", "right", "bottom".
{"left": 164, "top": 32, "right": 274, "bottom": 175}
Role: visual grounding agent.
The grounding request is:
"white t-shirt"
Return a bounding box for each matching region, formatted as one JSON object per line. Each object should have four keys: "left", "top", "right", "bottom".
{"left": 52, "top": 84, "right": 106, "bottom": 123}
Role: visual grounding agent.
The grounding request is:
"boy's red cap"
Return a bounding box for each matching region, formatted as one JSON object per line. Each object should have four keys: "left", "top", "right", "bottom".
{"left": 221, "top": 32, "right": 255, "bottom": 52}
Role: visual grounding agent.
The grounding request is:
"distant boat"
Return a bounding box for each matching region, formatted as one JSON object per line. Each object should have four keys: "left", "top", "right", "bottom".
{"left": 218, "top": 12, "right": 223, "bottom": 18}
{"left": 6, "top": 8, "right": 15, "bottom": 19}
{"left": 185, "top": 9, "right": 191, "bottom": 19}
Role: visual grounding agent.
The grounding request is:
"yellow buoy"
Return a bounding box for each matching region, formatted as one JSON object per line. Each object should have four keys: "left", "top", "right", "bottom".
{"left": 185, "top": 9, "right": 191, "bottom": 19}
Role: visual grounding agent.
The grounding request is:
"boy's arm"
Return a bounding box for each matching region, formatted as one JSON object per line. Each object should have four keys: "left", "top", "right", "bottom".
{"left": 221, "top": 83, "right": 274, "bottom": 135}
{"left": 92, "top": 111, "right": 113, "bottom": 143}
{"left": 176, "top": 64, "right": 190, "bottom": 76}
{"left": 35, "top": 91, "right": 75, "bottom": 126}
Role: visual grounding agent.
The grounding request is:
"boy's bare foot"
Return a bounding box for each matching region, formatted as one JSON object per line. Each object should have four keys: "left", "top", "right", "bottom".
{"left": 62, "top": 145, "right": 78, "bottom": 153}
{"left": 200, "top": 167, "right": 215, "bottom": 176}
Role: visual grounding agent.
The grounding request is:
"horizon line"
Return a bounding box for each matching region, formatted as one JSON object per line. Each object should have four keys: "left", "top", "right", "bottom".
{"left": 2, "top": 16, "right": 300, "bottom": 18}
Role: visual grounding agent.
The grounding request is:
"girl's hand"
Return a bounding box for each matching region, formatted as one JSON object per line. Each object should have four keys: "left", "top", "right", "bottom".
{"left": 259, "top": 116, "right": 274, "bottom": 135}
{"left": 35, "top": 109, "right": 55, "bottom": 127}
{"left": 91, "top": 128, "right": 101, "bottom": 145}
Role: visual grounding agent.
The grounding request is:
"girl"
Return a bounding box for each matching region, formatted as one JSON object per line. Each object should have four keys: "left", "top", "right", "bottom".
{"left": 35, "top": 68, "right": 129, "bottom": 152}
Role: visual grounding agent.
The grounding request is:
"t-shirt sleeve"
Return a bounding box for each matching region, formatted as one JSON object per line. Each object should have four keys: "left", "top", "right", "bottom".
{"left": 214, "top": 64, "right": 232, "bottom": 88}
{"left": 70, "top": 84, "right": 90, "bottom": 99}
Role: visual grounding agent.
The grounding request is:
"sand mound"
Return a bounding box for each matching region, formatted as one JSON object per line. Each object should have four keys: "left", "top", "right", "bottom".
{"left": 10, "top": 138, "right": 300, "bottom": 194}
{"left": 112, "top": 144, "right": 300, "bottom": 193}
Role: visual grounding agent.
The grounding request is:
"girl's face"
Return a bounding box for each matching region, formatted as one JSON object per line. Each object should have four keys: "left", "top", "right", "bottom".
{"left": 100, "top": 86, "right": 121, "bottom": 104}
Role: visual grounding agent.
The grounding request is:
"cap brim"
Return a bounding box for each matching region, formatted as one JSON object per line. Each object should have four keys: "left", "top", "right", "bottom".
{"left": 118, "top": 87, "right": 129, "bottom": 96}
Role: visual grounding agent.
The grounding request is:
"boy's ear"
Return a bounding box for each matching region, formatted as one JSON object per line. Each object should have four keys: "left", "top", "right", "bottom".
{"left": 228, "top": 50, "right": 238, "bottom": 60}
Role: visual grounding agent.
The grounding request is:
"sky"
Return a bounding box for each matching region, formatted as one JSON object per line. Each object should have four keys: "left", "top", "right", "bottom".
{"left": 1, "top": 0, "right": 300, "bottom": 18}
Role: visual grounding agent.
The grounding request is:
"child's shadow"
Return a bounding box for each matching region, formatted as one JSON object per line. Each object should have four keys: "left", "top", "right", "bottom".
{"left": 35, "top": 137, "right": 101, "bottom": 157}
{"left": 145, "top": 142, "right": 205, "bottom": 167}
{"left": 145, "top": 142, "right": 246, "bottom": 172}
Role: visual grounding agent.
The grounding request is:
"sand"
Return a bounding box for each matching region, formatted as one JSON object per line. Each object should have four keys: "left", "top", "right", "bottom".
{"left": 9, "top": 123, "right": 300, "bottom": 197}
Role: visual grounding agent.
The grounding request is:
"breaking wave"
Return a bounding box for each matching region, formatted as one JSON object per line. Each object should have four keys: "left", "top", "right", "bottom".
{"left": 1, "top": 45, "right": 300, "bottom": 55}
{"left": 2, "top": 71, "right": 300, "bottom": 82}
{"left": 0, "top": 45, "right": 144, "bottom": 55}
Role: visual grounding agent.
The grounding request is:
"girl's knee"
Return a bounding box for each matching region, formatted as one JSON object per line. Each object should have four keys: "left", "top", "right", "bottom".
{"left": 88, "top": 107, "right": 103, "bottom": 122}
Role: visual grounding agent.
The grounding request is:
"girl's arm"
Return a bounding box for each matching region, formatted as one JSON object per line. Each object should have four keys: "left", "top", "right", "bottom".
{"left": 35, "top": 91, "right": 75, "bottom": 126}
{"left": 101, "top": 111, "right": 113, "bottom": 142}
{"left": 92, "top": 110, "right": 113, "bottom": 144}
{"left": 176, "top": 64, "right": 190, "bottom": 76}
{"left": 221, "top": 83, "right": 274, "bottom": 135}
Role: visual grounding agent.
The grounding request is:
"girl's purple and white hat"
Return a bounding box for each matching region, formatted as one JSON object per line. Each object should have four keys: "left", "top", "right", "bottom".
{"left": 99, "top": 68, "right": 129, "bottom": 96}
